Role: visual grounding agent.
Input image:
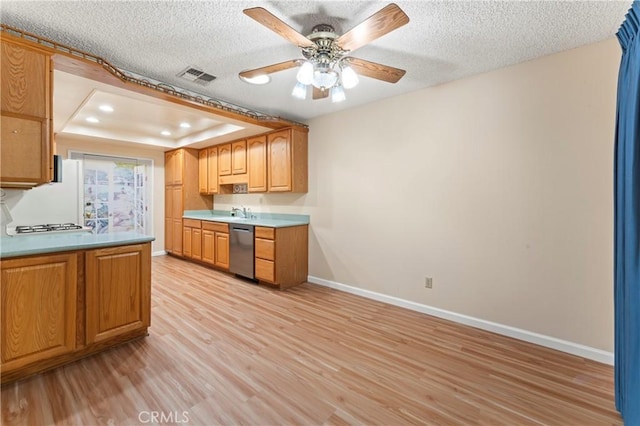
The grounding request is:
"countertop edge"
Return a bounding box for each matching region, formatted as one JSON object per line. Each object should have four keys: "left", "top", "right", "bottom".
{"left": 182, "top": 214, "right": 309, "bottom": 228}
{"left": 0, "top": 234, "right": 156, "bottom": 259}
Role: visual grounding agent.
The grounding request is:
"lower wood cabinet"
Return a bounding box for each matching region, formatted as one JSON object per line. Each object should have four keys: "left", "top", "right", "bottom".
{"left": 85, "top": 244, "right": 151, "bottom": 345}
{"left": 183, "top": 219, "right": 202, "bottom": 261}
{"left": 1, "top": 253, "right": 77, "bottom": 373}
{"left": 200, "top": 221, "right": 229, "bottom": 270}
{"left": 0, "top": 242, "right": 152, "bottom": 384}
{"left": 254, "top": 225, "right": 308, "bottom": 289}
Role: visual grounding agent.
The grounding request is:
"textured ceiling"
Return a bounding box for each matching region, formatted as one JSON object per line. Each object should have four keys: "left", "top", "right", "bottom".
{"left": 1, "top": 1, "right": 632, "bottom": 123}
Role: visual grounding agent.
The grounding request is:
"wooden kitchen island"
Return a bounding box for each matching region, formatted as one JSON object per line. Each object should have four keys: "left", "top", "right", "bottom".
{"left": 0, "top": 232, "right": 154, "bottom": 384}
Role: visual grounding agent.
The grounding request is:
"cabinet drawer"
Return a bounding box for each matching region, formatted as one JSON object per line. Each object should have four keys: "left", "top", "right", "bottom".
{"left": 255, "top": 258, "right": 275, "bottom": 283}
{"left": 255, "top": 226, "right": 275, "bottom": 240}
{"left": 202, "top": 221, "right": 229, "bottom": 233}
{"left": 255, "top": 238, "right": 275, "bottom": 261}
{"left": 183, "top": 218, "right": 201, "bottom": 228}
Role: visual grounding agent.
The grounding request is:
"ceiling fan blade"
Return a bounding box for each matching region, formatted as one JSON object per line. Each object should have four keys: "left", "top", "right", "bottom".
{"left": 244, "top": 7, "right": 315, "bottom": 48}
{"left": 239, "top": 60, "right": 300, "bottom": 79}
{"left": 336, "top": 3, "right": 409, "bottom": 53}
{"left": 347, "top": 57, "right": 406, "bottom": 83}
{"left": 313, "top": 86, "right": 329, "bottom": 100}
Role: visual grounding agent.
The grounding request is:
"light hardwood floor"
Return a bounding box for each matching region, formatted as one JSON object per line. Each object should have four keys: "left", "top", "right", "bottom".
{"left": 2, "top": 255, "right": 621, "bottom": 425}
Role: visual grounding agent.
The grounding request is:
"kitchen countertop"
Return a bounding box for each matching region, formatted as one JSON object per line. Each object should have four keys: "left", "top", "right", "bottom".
{"left": 0, "top": 231, "right": 155, "bottom": 258}
{"left": 183, "top": 210, "right": 309, "bottom": 228}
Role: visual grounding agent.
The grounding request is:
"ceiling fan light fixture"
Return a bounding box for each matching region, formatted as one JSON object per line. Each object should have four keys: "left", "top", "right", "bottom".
{"left": 341, "top": 64, "right": 359, "bottom": 89}
{"left": 296, "top": 61, "right": 314, "bottom": 85}
{"left": 312, "top": 69, "right": 338, "bottom": 90}
{"left": 291, "top": 82, "right": 308, "bottom": 100}
{"left": 331, "top": 85, "right": 346, "bottom": 103}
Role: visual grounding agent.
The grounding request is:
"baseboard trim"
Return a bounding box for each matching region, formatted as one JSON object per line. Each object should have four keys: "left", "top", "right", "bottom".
{"left": 307, "top": 275, "right": 614, "bottom": 365}
{"left": 152, "top": 250, "right": 167, "bottom": 257}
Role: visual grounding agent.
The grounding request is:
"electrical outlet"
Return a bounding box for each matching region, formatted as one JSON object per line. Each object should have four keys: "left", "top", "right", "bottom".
{"left": 425, "top": 277, "right": 433, "bottom": 289}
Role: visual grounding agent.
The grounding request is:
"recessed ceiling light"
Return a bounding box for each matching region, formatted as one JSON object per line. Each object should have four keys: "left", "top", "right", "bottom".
{"left": 86, "top": 117, "right": 99, "bottom": 123}
{"left": 98, "top": 105, "right": 114, "bottom": 112}
{"left": 161, "top": 130, "right": 171, "bottom": 136}
{"left": 239, "top": 74, "right": 270, "bottom": 85}
{"left": 179, "top": 122, "right": 191, "bottom": 129}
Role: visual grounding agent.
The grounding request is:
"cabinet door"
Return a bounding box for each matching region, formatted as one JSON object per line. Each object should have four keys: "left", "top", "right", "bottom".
{"left": 231, "top": 140, "right": 247, "bottom": 174}
{"left": 165, "top": 186, "right": 173, "bottom": 252}
{"left": 207, "top": 147, "right": 218, "bottom": 194}
{"left": 85, "top": 244, "right": 151, "bottom": 345}
{"left": 164, "top": 151, "right": 174, "bottom": 186}
{"left": 172, "top": 186, "right": 183, "bottom": 217}
{"left": 1, "top": 115, "right": 49, "bottom": 185}
{"left": 173, "top": 150, "right": 184, "bottom": 185}
{"left": 172, "top": 219, "right": 183, "bottom": 256}
{"left": 247, "top": 136, "right": 267, "bottom": 192}
{"left": 183, "top": 226, "right": 192, "bottom": 258}
{"left": 202, "top": 229, "right": 215, "bottom": 264}
{"left": 267, "top": 130, "right": 292, "bottom": 192}
{"left": 198, "top": 149, "right": 208, "bottom": 194}
{"left": 192, "top": 228, "right": 202, "bottom": 260}
{"left": 1, "top": 40, "right": 49, "bottom": 117}
{"left": 215, "top": 232, "right": 229, "bottom": 269}
{"left": 1, "top": 253, "right": 77, "bottom": 372}
{"left": 218, "top": 144, "right": 231, "bottom": 176}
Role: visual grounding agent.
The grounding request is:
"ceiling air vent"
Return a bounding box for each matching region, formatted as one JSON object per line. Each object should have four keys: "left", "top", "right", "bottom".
{"left": 176, "top": 66, "right": 217, "bottom": 86}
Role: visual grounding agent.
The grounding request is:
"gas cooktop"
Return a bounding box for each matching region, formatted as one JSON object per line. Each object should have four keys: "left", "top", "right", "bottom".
{"left": 6, "top": 223, "right": 92, "bottom": 236}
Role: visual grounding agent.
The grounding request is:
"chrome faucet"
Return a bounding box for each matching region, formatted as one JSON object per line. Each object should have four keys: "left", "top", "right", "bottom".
{"left": 231, "top": 206, "right": 248, "bottom": 218}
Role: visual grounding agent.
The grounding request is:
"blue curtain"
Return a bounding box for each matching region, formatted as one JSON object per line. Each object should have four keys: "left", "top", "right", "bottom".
{"left": 615, "top": 1, "right": 640, "bottom": 424}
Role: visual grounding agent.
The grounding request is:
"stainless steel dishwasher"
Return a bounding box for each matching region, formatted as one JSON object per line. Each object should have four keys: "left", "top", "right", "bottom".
{"left": 229, "top": 224, "right": 255, "bottom": 279}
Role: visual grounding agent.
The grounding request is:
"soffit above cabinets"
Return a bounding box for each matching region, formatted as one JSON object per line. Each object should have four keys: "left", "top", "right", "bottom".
{"left": 53, "top": 70, "right": 274, "bottom": 150}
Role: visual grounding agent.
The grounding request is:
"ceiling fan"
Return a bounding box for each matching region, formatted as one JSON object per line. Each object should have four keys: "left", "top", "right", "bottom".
{"left": 239, "top": 3, "right": 410, "bottom": 103}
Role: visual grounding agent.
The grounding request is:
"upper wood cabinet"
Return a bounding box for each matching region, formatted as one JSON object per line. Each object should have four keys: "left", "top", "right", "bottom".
{"left": 198, "top": 146, "right": 219, "bottom": 195}
{"left": 247, "top": 135, "right": 267, "bottom": 193}
{"left": 198, "top": 149, "right": 208, "bottom": 194}
{"left": 0, "top": 253, "right": 77, "bottom": 373}
{"left": 231, "top": 140, "right": 247, "bottom": 174}
{"left": 218, "top": 143, "right": 232, "bottom": 176}
{"left": 1, "top": 36, "right": 53, "bottom": 188}
{"left": 268, "top": 128, "right": 308, "bottom": 193}
{"left": 165, "top": 149, "right": 184, "bottom": 186}
{"left": 207, "top": 147, "right": 219, "bottom": 194}
{"left": 196, "top": 127, "right": 308, "bottom": 194}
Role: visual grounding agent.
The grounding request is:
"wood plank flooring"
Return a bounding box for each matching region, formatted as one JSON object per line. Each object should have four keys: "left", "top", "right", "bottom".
{"left": 2, "top": 255, "right": 621, "bottom": 425}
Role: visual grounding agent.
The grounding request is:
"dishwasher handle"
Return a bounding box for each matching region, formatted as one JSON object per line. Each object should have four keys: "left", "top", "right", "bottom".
{"left": 231, "top": 225, "right": 254, "bottom": 233}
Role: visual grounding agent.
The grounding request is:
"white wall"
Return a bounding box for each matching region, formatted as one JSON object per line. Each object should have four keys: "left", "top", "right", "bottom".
{"left": 215, "top": 38, "right": 620, "bottom": 353}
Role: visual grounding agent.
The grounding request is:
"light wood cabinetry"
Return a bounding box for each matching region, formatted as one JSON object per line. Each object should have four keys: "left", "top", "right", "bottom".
{"left": 267, "top": 128, "right": 308, "bottom": 193}
{"left": 218, "top": 143, "right": 232, "bottom": 176}
{"left": 198, "top": 146, "right": 219, "bottom": 195}
{"left": 231, "top": 140, "right": 247, "bottom": 174}
{"left": 183, "top": 219, "right": 202, "bottom": 261}
{"left": 164, "top": 148, "right": 212, "bottom": 255}
{"left": 1, "top": 253, "right": 77, "bottom": 373}
{"left": 215, "top": 232, "right": 230, "bottom": 269}
{"left": 196, "top": 127, "right": 307, "bottom": 194}
{"left": 1, "top": 35, "right": 53, "bottom": 188}
{"left": 201, "top": 221, "right": 229, "bottom": 270}
{"left": 1, "top": 241, "right": 152, "bottom": 384}
{"left": 254, "top": 225, "right": 308, "bottom": 289}
{"left": 247, "top": 135, "right": 267, "bottom": 192}
{"left": 217, "top": 140, "right": 249, "bottom": 187}
{"left": 85, "top": 244, "right": 151, "bottom": 345}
